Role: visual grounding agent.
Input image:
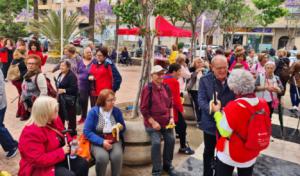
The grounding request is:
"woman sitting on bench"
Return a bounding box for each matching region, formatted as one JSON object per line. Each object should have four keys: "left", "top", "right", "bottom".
{"left": 84, "top": 89, "right": 126, "bottom": 176}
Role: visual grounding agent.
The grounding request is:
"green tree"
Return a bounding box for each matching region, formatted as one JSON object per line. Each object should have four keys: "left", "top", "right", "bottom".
{"left": 153, "top": 0, "right": 183, "bottom": 25}
{"left": 177, "top": 0, "right": 220, "bottom": 60}
{"left": 252, "top": 0, "right": 288, "bottom": 43}
{"left": 28, "top": 10, "right": 83, "bottom": 53}
{"left": 33, "top": 0, "right": 38, "bottom": 20}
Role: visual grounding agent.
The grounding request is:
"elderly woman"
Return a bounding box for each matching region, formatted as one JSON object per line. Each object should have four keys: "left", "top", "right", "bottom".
{"left": 84, "top": 89, "right": 126, "bottom": 176}
{"left": 176, "top": 54, "right": 191, "bottom": 92}
{"left": 250, "top": 53, "right": 269, "bottom": 78}
{"left": 187, "top": 57, "right": 208, "bottom": 124}
{"left": 229, "top": 53, "right": 249, "bottom": 71}
{"left": 28, "top": 40, "right": 47, "bottom": 66}
{"left": 89, "top": 47, "right": 122, "bottom": 106}
{"left": 255, "top": 61, "right": 283, "bottom": 118}
{"left": 18, "top": 96, "right": 88, "bottom": 176}
{"left": 211, "top": 69, "right": 271, "bottom": 176}
{"left": 21, "top": 54, "right": 48, "bottom": 121}
{"left": 56, "top": 60, "right": 78, "bottom": 137}
{"left": 77, "top": 47, "right": 95, "bottom": 124}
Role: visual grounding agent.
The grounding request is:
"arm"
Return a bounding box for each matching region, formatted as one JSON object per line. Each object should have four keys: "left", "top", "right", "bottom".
{"left": 255, "top": 75, "right": 266, "bottom": 91}
{"left": 173, "top": 81, "right": 184, "bottom": 112}
{"left": 110, "top": 63, "right": 122, "bottom": 92}
{"left": 140, "top": 86, "right": 151, "bottom": 120}
{"left": 214, "top": 111, "right": 232, "bottom": 137}
{"left": 198, "top": 78, "right": 210, "bottom": 114}
{"left": 65, "top": 73, "right": 78, "bottom": 95}
{"left": 181, "top": 66, "right": 191, "bottom": 79}
{"left": 115, "top": 108, "right": 126, "bottom": 134}
{"left": 36, "top": 74, "right": 48, "bottom": 96}
{"left": 83, "top": 109, "right": 104, "bottom": 146}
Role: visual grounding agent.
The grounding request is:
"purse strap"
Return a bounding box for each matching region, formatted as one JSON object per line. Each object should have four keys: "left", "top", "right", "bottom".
{"left": 46, "top": 125, "right": 64, "bottom": 138}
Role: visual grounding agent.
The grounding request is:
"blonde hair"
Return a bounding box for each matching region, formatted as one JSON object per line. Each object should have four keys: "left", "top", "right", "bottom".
{"left": 176, "top": 54, "right": 186, "bottom": 65}
{"left": 27, "top": 96, "right": 59, "bottom": 127}
{"left": 277, "top": 49, "right": 287, "bottom": 58}
{"left": 192, "top": 57, "right": 204, "bottom": 68}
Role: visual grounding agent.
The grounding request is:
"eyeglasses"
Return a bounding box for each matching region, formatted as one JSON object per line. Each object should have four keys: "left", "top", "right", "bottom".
{"left": 27, "top": 62, "right": 37, "bottom": 65}
{"left": 106, "top": 98, "right": 116, "bottom": 103}
{"left": 97, "top": 54, "right": 104, "bottom": 57}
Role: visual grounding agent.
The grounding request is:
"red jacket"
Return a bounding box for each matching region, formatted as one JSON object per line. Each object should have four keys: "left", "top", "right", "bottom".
{"left": 89, "top": 62, "right": 113, "bottom": 96}
{"left": 28, "top": 50, "right": 47, "bottom": 66}
{"left": 163, "top": 75, "right": 183, "bottom": 123}
{"left": 18, "top": 117, "right": 69, "bottom": 176}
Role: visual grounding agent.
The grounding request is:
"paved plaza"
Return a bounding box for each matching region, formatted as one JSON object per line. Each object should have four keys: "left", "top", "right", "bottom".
{"left": 1, "top": 64, "right": 300, "bottom": 176}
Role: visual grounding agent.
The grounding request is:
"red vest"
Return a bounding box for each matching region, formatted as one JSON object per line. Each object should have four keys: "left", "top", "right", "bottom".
{"left": 89, "top": 63, "right": 113, "bottom": 96}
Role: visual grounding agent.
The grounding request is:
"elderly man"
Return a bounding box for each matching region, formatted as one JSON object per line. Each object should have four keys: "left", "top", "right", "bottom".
{"left": 140, "top": 65, "right": 177, "bottom": 176}
{"left": 198, "top": 55, "right": 235, "bottom": 176}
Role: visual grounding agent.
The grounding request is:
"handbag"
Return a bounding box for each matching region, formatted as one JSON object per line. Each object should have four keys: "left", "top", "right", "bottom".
{"left": 63, "top": 94, "right": 76, "bottom": 107}
{"left": 265, "top": 76, "right": 279, "bottom": 109}
{"left": 7, "top": 63, "right": 20, "bottom": 81}
{"left": 77, "top": 134, "right": 92, "bottom": 161}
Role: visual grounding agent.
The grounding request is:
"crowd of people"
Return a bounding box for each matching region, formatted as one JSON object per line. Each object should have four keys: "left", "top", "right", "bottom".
{"left": 0, "top": 34, "right": 299, "bottom": 176}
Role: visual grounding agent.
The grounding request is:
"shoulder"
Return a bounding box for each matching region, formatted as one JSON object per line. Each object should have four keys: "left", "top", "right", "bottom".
{"left": 104, "top": 58, "right": 113, "bottom": 65}
{"left": 112, "top": 107, "right": 122, "bottom": 115}
{"left": 20, "top": 124, "right": 46, "bottom": 142}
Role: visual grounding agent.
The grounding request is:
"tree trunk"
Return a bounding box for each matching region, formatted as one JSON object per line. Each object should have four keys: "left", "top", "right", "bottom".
{"left": 260, "top": 27, "right": 265, "bottom": 44}
{"left": 114, "top": 0, "right": 120, "bottom": 50}
{"left": 89, "top": 0, "right": 96, "bottom": 41}
{"left": 33, "top": 0, "right": 39, "bottom": 20}
{"left": 190, "top": 23, "right": 196, "bottom": 62}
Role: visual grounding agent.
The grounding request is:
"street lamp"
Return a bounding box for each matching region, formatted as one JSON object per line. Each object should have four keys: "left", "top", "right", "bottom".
{"left": 55, "top": 0, "right": 64, "bottom": 59}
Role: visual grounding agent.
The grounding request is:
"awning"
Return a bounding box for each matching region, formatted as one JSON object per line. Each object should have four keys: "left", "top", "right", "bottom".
{"left": 117, "top": 16, "right": 194, "bottom": 38}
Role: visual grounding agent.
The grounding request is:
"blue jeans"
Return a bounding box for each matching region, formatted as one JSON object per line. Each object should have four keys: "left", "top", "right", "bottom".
{"left": 290, "top": 84, "right": 300, "bottom": 107}
{"left": 146, "top": 127, "right": 175, "bottom": 175}
{"left": 0, "top": 107, "right": 18, "bottom": 152}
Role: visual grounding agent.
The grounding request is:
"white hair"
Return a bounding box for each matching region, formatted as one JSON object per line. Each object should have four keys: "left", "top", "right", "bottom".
{"left": 211, "top": 55, "right": 227, "bottom": 65}
{"left": 228, "top": 69, "right": 255, "bottom": 95}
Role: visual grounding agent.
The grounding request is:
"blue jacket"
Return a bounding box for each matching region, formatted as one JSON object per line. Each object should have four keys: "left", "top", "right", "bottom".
{"left": 104, "top": 58, "right": 122, "bottom": 92}
{"left": 198, "top": 72, "right": 235, "bottom": 135}
{"left": 83, "top": 106, "right": 126, "bottom": 146}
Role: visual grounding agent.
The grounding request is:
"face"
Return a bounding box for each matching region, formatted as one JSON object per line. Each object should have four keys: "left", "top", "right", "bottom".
{"left": 60, "top": 62, "right": 69, "bottom": 73}
{"left": 173, "top": 69, "right": 182, "bottom": 79}
{"left": 212, "top": 58, "right": 228, "bottom": 81}
{"left": 104, "top": 94, "right": 116, "bottom": 110}
{"left": 237, "top": 56, "right": 244, "bottom": 63}
{"left": 96, "top": 51, "right": 105, "bottom": 62}
{"left": 84, "top": 50, "right": 92, "bottom": 60}
{"left": 151, "top": 71, "right": 164, "bottom": 84}
{"left": 31, "top": 45, "right": 37, "bottom": 51}
{"left": 195, "top": 60, "right": 204, "bottom": 69}
{"left": 261, "top": 55, "right": 269, "bottom": 65}
{"left": 6, "top": 40, "right": 12, "bottom": 47}
{"left": 50, "top": 106, "right": 59, "bottom": 122}
{"left": 63, "top": 48, "right": 69, "bottom": 55}
{"left": 265, "top": 64, "right": 275, "bottom": 75}
{"left": 26, "top": 58, "right": 39, "bottom": 71}
{"left": 18, "top": 45, "right": 26, "bottom": 52}
{"left": 249, "top": 51, "right": 255, "bottom": 57}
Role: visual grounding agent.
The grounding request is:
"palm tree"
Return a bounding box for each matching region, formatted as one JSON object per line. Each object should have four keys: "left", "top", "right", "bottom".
{"left": 28, "top": 10, "right": 82, "bottom": 53}
{"left": 33, "top": 0, "right": 39, "bottom": 20}
{"left": 89, "top": 0, "right": 96, "bottom": 41}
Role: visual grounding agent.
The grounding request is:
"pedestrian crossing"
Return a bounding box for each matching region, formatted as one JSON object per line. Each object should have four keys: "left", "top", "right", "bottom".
{"left": 176, "top": 113, "right": 300, "bottom": 176}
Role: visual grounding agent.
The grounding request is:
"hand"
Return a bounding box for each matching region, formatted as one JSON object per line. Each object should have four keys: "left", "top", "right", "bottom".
{"left": 211, "top": 100, "right": 221, "bottom": 113}
{"left": 196, "top": 68, "right": 203, "bottom": 73}
{"left": 103, "top": 140, "right": 113, "bottom": 151}
{"left": 62, "top": 144, "right": 70, "bottom": 154}
{"left": 57, "top": 89, "right": 66, "bottom": 94}
{"left": 151, "top": 121, "right": 161, "bottom": 131}
{"left": 169, "top": 118, "right": 175, "bottom": 126}
{"left": 88, "top": 75, "right": 94, "bottom": 81}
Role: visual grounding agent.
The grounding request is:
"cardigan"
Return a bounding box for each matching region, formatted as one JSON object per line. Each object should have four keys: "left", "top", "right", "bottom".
{"left": 83, "top": 106, "right": 126, "bottom": 146}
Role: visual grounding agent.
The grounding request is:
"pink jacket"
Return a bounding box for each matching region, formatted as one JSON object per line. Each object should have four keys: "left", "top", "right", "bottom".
{"left": 18, "top": 117, "right": 69, "bottom": 176}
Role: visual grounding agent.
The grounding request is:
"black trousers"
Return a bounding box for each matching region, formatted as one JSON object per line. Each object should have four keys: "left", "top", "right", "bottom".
{"left": 215, "top": 157, "right": 254, "bottom": 176}
{"left": 55, "top": 156, "right": 89, "bottom": 176}
{"left": 175, "top": 111, "right": 187, "bottom": 148}
{"left": 189, "top": 90, "right": 201, "bottom": 123}
{"left": 203, "top": 132, "right": 217, "bottom": 176}
{"left": 1, "top": 62, "right": 10, "bottom": 79}
{"left": 59, "top": 104, "right": 77, "bottom": 136}
{"left": 91, "top": 96, "right": 97, "bottom": 107}
{"left": 267, "top": 101, "right": 274, "bottom": 119}
{"left": 79, "top": 89, "right": 92, "bottom": 120}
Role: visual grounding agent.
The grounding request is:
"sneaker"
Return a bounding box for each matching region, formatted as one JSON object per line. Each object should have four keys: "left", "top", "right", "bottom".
{"left": 6, "top": 147, "right": 18, "bottom": 159}
{"left": 178, "top": 147, "right": 195, "bottom": 155}
{"left": 290, "top": 106, "right": 298, "bottom": 112}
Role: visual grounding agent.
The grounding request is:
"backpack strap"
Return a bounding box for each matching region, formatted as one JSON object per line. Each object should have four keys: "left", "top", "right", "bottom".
{"left": 34, "top": 73, "right": 42, "bottom": 93}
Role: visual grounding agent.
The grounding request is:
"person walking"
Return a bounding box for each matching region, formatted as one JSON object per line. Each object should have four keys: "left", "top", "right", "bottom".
{"left": 211, "top": 69, "right": 271, "bottom": 176}
{"left": 140, "top": 65, "right": 177, "bottom": 176}
{"left": 198, "top": 55, "right": 235, "bottom": 176}
{"left": 0, "top": 70, "right": 18, "bottom": 159}
{"left": 163, "top": 63, "right": 194, "bottom": 155}
{"left": 9, "top": 49, "right": 27, "bottom": 118}
{"left": 89, "top": 47, "right": 122, "bottom": 106}
{"left": 169, "top": 45, "right": 178, "bottom": 65}
{"left": 56, "top": 60, "right": 78, "bottom": 137}
{"left": 77, "top": 47, "right": 95, "bottom": 124}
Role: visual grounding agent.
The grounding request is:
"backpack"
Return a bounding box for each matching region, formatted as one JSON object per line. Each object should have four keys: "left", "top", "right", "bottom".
{"left": 279, "top": 62, "right": 290, "bottom": 82}
{"left": 7, "top": 63, "right": 20, "bottom": 81}
{"left": 234, "top": 99, "right": 271, "bottom": 151}
{"left": 148, "top": 82, "right": 172, "bottom": 110}
{"left": 35, "top": 74, "right": 57, "bottom": 98}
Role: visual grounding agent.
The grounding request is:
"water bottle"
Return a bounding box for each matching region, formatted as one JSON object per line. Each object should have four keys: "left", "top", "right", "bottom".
{"left": 70, "top": 139, "right": 78, "bottom": 159}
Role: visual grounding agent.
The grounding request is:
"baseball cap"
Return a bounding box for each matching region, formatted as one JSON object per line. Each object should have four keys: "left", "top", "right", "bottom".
{"left": 151, "top": 65, "right": 166, "bottom": 74}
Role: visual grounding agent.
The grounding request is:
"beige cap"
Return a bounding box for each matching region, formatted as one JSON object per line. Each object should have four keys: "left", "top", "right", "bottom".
{"left": 151, "top": 65, "right": 166, "bottom": 74}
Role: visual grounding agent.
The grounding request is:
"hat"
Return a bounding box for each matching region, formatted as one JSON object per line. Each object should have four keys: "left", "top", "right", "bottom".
{"left": 151, "top": 65, "right": 166, "bottom": 74}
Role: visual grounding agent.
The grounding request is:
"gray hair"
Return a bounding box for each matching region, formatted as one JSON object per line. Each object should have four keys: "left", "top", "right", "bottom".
{"left": 228, "top": 69, "right": 255, "bottom": 95}
{"left": 211, "top": 55, "right": 227, "bottom": 66}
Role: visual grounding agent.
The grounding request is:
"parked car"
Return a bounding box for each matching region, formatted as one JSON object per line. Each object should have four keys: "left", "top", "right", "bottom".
{"left": 71, "top": 36, "right": 85, "bottom": 46}
{"left": 80, "top": 38, "right": 102, "bottom": 48}
{"left": 154, "top": 45, "right": 171, "bottom": 55}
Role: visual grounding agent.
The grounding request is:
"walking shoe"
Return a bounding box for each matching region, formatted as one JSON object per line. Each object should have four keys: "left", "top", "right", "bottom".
{"left": 163, "top": 166, "right": 178, "bottom": 176}
{"left": 6, "top": 147, "right": 18, "bottom": 159}
{"left": 289, "top": 106, "right": 298, "bottom": 112}
{"left": 178, "top": 147, "right": 195, "bottom": 155}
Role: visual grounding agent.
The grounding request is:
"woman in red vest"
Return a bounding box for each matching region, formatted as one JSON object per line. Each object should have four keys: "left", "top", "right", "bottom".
{"left": 0, "top": 38, "right": 15, "bottom": 79}
{"left": 28, "top": 41, "right": 47, "bottom": 66}
{"left": 211, "top": 69, "right": 271, "bottom": 176}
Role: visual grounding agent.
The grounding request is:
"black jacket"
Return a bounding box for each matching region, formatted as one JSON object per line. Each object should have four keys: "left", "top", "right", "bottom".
{"left": 56, "top": 70, "right": 78, "bottom": 96}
